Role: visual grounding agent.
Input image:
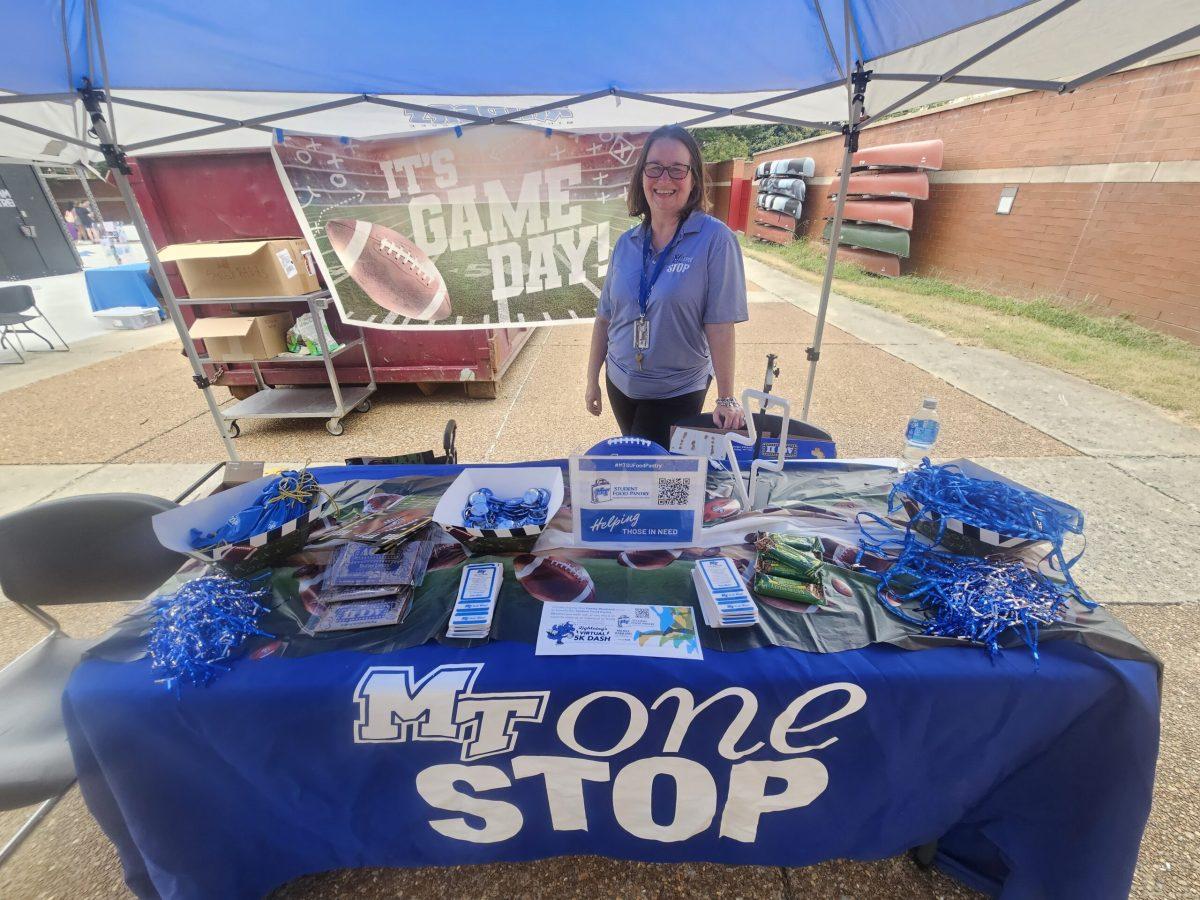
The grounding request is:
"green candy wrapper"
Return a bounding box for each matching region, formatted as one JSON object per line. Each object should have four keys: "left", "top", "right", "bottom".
{"left": 753, "top": 572, "right": 826, "bottom": 605}
{"left": 758, "top": 544, "right": 823, "bottom": 583}
{"left": 756, "top": 555, "right": 823, "bottom": 583}
{"left": 773, "top": 534, "right": 823, "bottom": 554}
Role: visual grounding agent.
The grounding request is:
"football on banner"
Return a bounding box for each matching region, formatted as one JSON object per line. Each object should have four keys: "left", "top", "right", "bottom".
{"left": 617, "top": 549, "right": 681, "bottom": 570}
{"left": 325, "top": 219, "right": 451, "bottom": 322}
{"left": 514, "top": 554, "right": 596, "bottom": 603}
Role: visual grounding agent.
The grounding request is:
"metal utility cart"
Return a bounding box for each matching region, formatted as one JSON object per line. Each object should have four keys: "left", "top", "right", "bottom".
{"left": 181, "top": 289, "right": 375, "bottom": 436}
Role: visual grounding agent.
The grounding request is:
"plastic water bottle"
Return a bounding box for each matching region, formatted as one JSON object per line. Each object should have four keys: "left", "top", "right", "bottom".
{"left": 903, "top": 397, "right": 940, "bottom": 461}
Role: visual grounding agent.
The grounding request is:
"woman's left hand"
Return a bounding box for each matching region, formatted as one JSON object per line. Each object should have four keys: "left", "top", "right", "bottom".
{"left": 712, "top": 401, "right": 745, "bottom": 431}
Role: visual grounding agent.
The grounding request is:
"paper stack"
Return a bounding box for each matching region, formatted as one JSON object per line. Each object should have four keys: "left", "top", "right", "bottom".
{"left": 304, "top": 528, "right": 435, "bottom": 633}
{"left": 692, "top": 556, "right": 760, "bottom": 628}
{"left": 307, "top": 595, "right": 410, "bottom": 632}
{"left": 446, "top": 562, "right": 503, "bottom": 639}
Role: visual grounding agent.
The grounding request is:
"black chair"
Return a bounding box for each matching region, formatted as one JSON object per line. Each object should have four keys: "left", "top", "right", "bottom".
{"left": 0, "top": 493, "right": 186, "bottom": 865}
{"left": 0, "top": 284, "right": 69, "bottom": 365}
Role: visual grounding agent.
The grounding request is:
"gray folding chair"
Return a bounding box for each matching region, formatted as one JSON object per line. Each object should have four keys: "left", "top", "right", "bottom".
{"left": 0, "top": 284, "right": 69, "bottom": 365}
{"left": 0, "top": 493, "right": 186, "bottom": 865}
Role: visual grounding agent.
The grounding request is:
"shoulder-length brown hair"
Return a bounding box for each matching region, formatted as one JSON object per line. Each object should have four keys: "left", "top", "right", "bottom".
{"left": 627, "top": 124, "right": 708, "bottom": 222}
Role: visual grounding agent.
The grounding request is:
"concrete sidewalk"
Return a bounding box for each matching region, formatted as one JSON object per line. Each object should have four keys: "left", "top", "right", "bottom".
{"left": 0, "top": 262, "right": 1197, "bottom": 898}
{"left": 0, "top": 308, "right": 171, "bottom": 394}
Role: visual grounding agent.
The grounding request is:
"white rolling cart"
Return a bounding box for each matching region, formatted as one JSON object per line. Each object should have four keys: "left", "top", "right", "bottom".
{"left": 181, "top": 289, "right": 376, "bottom": 437}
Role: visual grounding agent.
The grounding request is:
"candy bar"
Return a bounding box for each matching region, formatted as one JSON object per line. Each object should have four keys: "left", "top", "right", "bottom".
{"left": 752, "top": 572, "right": 826, "bottom": 605}
{"left": 756, "top": 554, "right": 823, "bottom": 584}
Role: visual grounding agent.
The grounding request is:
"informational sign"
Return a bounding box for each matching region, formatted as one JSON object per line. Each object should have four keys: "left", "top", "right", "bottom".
{"left": 536, "top": 602, "right": 703, "bottom": 660}
{"left": 273, "top": 126, "right": 649, "bottom": 330}
{"left": 569, "top": 455, "right": 705, "bottom": 549}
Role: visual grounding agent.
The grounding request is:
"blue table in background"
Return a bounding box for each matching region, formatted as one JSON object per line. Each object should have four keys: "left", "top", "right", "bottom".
{"left": 83, "top": 263, "right": 164, "bottom": 317}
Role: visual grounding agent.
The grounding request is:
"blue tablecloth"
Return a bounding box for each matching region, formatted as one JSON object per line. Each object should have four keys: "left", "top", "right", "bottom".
{"left": 62, "top": 462, "right": 1161, "bottom": 899}
{"left": 65, "top": 628, "right": 1159, "bottom": 900}
{"left": 83, "top": 263, "right": 164, "bottom": 317}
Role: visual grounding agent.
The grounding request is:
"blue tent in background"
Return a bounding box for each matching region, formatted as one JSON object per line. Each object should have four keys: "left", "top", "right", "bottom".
{"left": 0, "top": 0, "right": 1196, "bottom": 458}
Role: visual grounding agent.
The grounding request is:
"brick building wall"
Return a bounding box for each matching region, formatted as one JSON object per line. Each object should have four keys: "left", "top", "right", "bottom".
{"left": 704, "top": 158, "right": 754, "bottom": 230}
{"left": 724, "top": 55, "right": 1200, "bottom": 343}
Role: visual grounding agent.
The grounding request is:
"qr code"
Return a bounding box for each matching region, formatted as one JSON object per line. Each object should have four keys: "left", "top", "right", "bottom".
{"left": 657, "top": 477, "right": 691, "bottom": 506}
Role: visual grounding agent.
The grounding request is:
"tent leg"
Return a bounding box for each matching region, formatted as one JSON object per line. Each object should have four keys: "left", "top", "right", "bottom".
{"left": 109, "top": 170, "right": 240, "bottom": 462}
{"left": 79, "top": 86, "right": 240, "bottom": 462}
{"left": 800, "top": 65, "right": 867, "bottom": 422}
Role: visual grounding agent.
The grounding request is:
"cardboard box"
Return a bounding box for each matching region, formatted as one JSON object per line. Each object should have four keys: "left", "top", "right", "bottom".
{"left": 188, "top": 312, "right": 293, "bottom": 361}
{"left": 159, "top": 238, "right": 320, "bottom": 298}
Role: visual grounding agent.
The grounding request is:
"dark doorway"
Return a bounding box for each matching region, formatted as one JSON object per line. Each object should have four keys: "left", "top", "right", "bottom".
{"left": 0, "top": 164, "right": 81, "bottom": 280}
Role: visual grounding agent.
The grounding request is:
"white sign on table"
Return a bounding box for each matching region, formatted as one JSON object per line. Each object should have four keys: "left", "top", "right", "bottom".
{"left": 568, "top": 454, "right": 705, "bottom": 550}
{"left": 535, "top": 602, "right": 703, "bottom": 660}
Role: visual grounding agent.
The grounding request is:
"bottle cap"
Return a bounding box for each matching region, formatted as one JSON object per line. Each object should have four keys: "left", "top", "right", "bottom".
{"left": 922, "top": 397, "right": 937, "bottom": 410}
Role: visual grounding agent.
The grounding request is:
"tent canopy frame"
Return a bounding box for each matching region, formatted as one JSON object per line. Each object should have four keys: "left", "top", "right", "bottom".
{"left": 0, "top": 2, "right": 1192, "bottom": 459}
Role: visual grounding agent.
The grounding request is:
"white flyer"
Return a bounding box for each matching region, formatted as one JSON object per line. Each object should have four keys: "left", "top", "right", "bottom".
{"left": 535, "top": 602, "right": 703, "bottom": 660}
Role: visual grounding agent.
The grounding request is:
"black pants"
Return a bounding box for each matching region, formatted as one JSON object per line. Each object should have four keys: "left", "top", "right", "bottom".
{"left": 606, "top": 376, "right": 709, "bottom": 450}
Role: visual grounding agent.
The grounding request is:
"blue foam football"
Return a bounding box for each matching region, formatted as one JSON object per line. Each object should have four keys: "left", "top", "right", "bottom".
{"left": 585, "top": 436, "right": 669, "bottom": 457}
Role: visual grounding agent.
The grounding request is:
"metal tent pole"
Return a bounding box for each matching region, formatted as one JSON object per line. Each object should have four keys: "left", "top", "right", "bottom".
{"left": 800, "top": 64, "right": 867, "bottom": 423}
{"left": 79, "top": 83, "right": 240, "bottom": 462}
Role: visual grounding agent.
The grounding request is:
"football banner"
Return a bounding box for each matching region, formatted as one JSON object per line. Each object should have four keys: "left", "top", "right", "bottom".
{"left": 273, "top": 126, "right": 649, "bottom": 330}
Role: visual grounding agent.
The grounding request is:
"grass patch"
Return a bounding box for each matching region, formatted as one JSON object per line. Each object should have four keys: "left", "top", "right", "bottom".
{"left": 741, "top": 236, "right": 1200, "bottom": 426}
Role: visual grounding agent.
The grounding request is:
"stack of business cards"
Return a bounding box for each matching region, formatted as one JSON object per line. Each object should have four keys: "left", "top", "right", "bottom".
{"left": 446, "top": 562, "right": 503, "bottom": 639}
{"left": 692, "top": 556, "right": 760, "bottom": 628}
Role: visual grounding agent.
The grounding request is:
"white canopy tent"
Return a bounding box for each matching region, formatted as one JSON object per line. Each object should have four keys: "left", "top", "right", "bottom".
{"left": 1, "top": 0, "right": 1196, "bottom": 460}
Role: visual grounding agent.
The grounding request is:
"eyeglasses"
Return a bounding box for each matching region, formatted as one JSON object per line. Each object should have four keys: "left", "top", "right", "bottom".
{"left": 643, "top": 163, "right": 691, "bottom": 181}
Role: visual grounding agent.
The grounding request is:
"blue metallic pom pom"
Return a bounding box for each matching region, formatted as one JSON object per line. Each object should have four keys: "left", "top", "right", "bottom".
{"left": 149, "top": 574, "right": 273, "bottom": 691}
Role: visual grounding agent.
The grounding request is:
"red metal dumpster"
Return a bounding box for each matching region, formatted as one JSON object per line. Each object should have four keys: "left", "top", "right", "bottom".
{"left": 128, "top": 150, "right": 531, "bottom": 399}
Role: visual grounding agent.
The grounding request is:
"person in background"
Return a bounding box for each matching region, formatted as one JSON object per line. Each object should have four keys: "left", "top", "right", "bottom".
{"left": 584, "top": 124, "right": 748, "bottom": 449}
{"left": 61, "top": 206, "right": 79, "bottom": 241}
{"left": 73, "top": 201, "right": 100, "bottom": 242}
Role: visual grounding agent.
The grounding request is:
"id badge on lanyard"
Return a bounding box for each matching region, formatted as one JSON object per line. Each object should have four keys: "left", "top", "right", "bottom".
{"left": 635, "top": 224, "right": 680, "bottom": 369}
{"left": 633, "top": 314, "right": 652, "bottom": 362}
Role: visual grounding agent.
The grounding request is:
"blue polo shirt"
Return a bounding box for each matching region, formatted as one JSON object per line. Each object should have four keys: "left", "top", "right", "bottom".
{"left": 598, "top": 210, "right": 748, "bottom": 400}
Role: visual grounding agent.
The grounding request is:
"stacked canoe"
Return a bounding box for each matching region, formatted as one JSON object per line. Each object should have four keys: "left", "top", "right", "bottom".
{"left": 824, "top": 138, "right": 943, "bottom": 277}
{"left": 752, "top": 157, "right": 814, "bottom": 245}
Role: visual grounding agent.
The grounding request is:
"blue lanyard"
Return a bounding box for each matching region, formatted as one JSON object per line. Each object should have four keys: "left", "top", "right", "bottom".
{"left": 638, "top": 222, "right": 683, "bottom": 318}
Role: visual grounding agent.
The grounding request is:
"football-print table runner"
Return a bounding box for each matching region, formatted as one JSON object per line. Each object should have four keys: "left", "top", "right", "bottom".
{"left": 89, "top": 460, "right": 1153, "bottom": 664}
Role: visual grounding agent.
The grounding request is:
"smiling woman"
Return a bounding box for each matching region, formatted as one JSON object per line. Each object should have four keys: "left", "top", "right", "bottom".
{"left": 585, "top": 125, "right": 749, "bottom": 449}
